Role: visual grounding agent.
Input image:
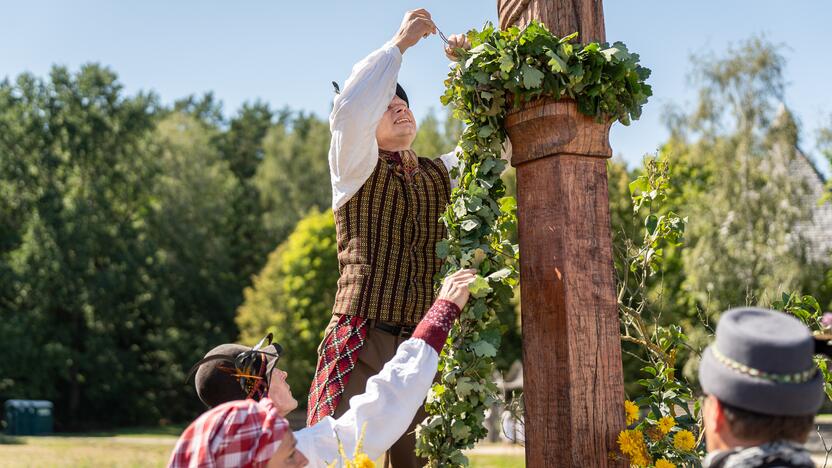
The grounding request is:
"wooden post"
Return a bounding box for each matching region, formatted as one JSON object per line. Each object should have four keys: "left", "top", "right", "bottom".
{"left": 497, "top": 1, "right": 627, "bottom": 466}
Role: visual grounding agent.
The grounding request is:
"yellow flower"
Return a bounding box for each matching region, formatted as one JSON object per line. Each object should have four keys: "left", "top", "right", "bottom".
{"left": 673, "top": 429, "right": 696, "bottom": 452}
{"left": 617, "top": 429, "right": 640, "bottom": 456}
{"left": 655, "top": 459, "right": 676, "bottom": 468}
{"left": 657, "top": 415, "right": 675, "bottom": 435}
{"left": 353, "top": 453, "right": 375, "bottom": 468}
{"left": 617, "top": 429, "right": 651, "bottom": 466}
{"left": 624, "top": 400, "right": 640, "bottom": 425}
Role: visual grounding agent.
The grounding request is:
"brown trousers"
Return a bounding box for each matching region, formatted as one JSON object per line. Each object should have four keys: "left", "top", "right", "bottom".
{"left": 317, "top": 315, "right": 427, "bottom": 468}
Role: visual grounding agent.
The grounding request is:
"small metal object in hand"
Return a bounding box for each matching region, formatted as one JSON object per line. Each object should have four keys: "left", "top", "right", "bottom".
{"left": 434, "top": 22, "right": 450, "bottom": 45}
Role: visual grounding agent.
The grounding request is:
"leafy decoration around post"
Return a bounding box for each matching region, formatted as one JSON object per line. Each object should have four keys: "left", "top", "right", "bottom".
{"left": 415, "top": 20, "right": 652, "bottom": 466}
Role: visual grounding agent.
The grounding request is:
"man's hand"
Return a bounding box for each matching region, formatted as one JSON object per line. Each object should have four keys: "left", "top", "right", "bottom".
{"left": 444, "top": 33, "right": 471, "bottom": 61}
{"left": 437, "top": 269, "right": 477, "bottom": 310}
{"left": 392, "top": 9, "right": 436, "bottom": 54}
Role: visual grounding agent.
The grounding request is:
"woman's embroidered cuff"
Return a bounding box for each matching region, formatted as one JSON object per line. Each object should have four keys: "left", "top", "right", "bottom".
{"left": 412, "top": 299, "right": 461, "bottom": 353}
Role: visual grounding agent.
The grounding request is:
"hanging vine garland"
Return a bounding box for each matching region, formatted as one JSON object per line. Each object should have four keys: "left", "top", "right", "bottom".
{"left": 415, "top": 21, "right": 652, "bottom": 466}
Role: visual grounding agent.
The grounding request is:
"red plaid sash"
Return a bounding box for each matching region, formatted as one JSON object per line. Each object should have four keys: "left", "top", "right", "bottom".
{"left": 306, "top": 315, "right": 369, "bottom": 426}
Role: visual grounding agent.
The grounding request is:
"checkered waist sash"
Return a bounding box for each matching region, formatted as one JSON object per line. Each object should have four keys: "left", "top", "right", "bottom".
{"left": 306, "top": 315, "right": 369, "bottom": 426}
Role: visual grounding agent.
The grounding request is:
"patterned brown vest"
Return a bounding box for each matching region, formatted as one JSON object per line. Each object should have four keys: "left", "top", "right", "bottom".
{"left": 332, "top": 152, "right": 451, "bottom": 325}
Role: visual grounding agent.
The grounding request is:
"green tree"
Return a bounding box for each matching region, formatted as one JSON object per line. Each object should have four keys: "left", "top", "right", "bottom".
{"left": 148, "top": 112, "right": 242, "bottom": 399}
{"left": 0, "top": 65, "right": 175, "bottom": 427}
{"left": 255, "top": 113, "right": 331, "bottom": 244}
{"left": 235, "top": 209, "right": 339, "bottom": 405}
{"left": 412, "top": 108, "right": 463, "bottom": 158}
{"left": 217, "top": 102, "right": 279, "bottom": 299}
{"left": 664, "top": 37, "right": 815, "bottom": 314}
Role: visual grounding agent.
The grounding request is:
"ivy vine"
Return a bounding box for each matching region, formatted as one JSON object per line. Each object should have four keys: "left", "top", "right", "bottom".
{"left": 415, "top": 21, "right": 652, "bottom": 466}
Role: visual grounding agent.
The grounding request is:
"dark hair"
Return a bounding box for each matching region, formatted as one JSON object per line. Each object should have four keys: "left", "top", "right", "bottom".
{"left": 720, "top": 399, "right": 815, "bottom": 443}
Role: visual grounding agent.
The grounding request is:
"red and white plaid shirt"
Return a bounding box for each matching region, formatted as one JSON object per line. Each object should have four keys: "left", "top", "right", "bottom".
{"left": 168, "top": 398, "right": 289, "bottom": 468}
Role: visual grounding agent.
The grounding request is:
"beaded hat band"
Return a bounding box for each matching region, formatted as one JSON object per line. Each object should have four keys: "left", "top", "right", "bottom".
{"left": 712, "top": 345, "right": 817, "bottom": 384}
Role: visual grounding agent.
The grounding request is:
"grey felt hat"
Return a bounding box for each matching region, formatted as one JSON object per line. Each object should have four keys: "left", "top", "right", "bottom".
{"left": 699, "top": 307, "right": 824, "bottom": 416}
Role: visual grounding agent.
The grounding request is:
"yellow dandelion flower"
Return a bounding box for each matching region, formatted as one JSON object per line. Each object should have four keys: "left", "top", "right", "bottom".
{"left": 673, "top": 429, "right": 696, "bottom": 452}
{"left": 655, "top": 459, "right": 676, "bottom": 468}
{"left": 624, "top": 400, "right": 640, "bottom": 425}
{"left": 657, "top": 415, "right": 675, "bottom": 435}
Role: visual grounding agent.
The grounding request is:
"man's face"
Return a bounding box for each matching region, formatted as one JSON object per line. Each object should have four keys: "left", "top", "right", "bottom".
{"left": 375, "top": 94, "right": 416, "bottom": 151}
{"left": 267, "top": 430, "right": 308, "bottom": 468}
{"left": 268, "top": 366, "right": 298, "bottom": 416}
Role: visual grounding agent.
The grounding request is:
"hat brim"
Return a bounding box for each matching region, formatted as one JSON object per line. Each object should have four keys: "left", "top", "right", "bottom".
{"left": 699, "top": 345, "right": 824, "bottom": 416}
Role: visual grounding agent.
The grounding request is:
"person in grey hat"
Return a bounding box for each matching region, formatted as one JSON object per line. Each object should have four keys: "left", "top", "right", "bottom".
{"left": 699, "top": 307, "right": 828, "bottom": 468}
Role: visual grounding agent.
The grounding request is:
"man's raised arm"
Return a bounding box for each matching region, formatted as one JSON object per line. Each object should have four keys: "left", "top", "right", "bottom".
{"left": 328, "top": 9, "right": 437, "bottom": 210}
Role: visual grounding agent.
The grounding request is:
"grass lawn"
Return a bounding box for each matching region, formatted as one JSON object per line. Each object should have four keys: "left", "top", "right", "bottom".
{"left": 0, "top": 434, "right": 177, "bottom": 467}
{"left": 0, "top": 430, "right": 525, "bottom": 467}
{"left": 467, "top": 453, "right": 525, "bottom": 467}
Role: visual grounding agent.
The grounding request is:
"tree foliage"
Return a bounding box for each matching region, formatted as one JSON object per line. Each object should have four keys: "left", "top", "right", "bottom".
{"left": 255, "top": 113, "right": 332, "bottom": 244}
{"left": 0, "top": 65, "right": 178, "bottom": 427}
{"left": 664, "top": 37, "right": 818, "bottom": 314}
{"left": 235, "top": 209, "right": 339, "bottom": 403}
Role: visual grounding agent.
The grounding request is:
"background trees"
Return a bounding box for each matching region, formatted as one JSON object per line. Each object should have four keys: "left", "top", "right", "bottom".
{"left": 235, "top": 209, "right": 338, "bottom": 400}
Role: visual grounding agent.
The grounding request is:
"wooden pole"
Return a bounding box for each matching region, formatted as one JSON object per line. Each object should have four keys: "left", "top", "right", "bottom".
{"left": 497, "top": 1, "right": 627, "bottom": 466}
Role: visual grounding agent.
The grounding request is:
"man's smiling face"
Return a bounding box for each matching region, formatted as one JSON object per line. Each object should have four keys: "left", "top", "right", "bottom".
{"left": 376, "top": 94, "right": 417, "bottom": 151}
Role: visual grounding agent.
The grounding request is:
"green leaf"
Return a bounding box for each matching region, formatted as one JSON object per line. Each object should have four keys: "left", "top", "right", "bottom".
{"left": 456, "top": 377, "right": 475, "bottom": 398}
{"left": 546, "top": 50, "right": 568, "bottom": 73}
{"left": 499, "top": 53, "right": 515, "bottom": 73}
{"left": 487, "top": 268, "right": 512, "bottom": 282}
{"left": 471, "top": 340, "right": 498, "bottom": 357}
{"left": 499, "top": 196, "right": 517, "bottom": 213}
{"left": 468, "top": 276, "right": 492, "bottom": 298}
{"left": 460, "top": 218, "right": 480, "bottom": 231}
{"left": 453, "top": 198, "right": 468, "bottom": 218}
{"left": 645, "top": 214, "right": 658, "bottom": 235}
{"left": 521, "top": 63, "right": 544, "bottom": 89}
{"left": 451, "top": 420, "right": 472, "bottom": 440}
{"left": 435, "top": 239, "right": 450, "bottom": 259}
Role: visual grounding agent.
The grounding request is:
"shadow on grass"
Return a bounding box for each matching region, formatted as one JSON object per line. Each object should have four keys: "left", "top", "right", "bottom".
{"left": 0, "top": 434, "right": 25, "bottom": 445}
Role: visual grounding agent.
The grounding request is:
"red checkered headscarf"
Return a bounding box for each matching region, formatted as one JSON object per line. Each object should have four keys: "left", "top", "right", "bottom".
{"left": 168, "top": 398, "right": 289, "bottom": 468}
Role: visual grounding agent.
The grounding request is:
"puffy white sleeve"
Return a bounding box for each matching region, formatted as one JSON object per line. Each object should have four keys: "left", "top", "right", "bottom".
{"left": 294, "top": 339, "right": 439, "bottom": 467}
{"left": 329, "top": 42, "right": 403, "bottom": 211}
{"left": 438, "top": 147, "right": 462, "bottom": 190}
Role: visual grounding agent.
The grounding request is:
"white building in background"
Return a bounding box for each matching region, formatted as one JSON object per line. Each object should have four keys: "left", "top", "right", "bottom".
{"left": 793, "top": 146, "right": 832, "bottom": 263}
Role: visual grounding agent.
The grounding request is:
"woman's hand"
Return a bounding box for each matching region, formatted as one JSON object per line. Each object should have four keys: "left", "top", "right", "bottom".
{"left": 437, "top": 269, "right": 477, "bottom": 310}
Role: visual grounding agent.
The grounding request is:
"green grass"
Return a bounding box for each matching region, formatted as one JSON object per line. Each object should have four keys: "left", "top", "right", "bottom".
{"left": 468, "top": 453, "right": 525, "bottom": 467}
{"left": 0, "top": 434, "right": 177, "bottom": 467}
{"left": 0, "top": 431, "right": 525, "bottom": 467}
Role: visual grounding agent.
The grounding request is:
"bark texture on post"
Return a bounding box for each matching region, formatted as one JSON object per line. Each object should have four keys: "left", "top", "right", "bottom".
{"left": 498, "top": 0, "right": 606, "bottom": 41}
{"left": 497, "top": 1, "right": 627, "bottom": 467}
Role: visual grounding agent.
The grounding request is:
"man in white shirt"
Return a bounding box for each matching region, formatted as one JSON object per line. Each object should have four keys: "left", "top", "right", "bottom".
{"left": 305, "top": 9, "right": 469, "bottom": 467}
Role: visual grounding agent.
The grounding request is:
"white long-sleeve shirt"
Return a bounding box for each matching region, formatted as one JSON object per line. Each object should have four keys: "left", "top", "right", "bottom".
{"left": 328, "top": 41, "right": 459, "bottom": 211}
{"left": 294, "top": 338, "right": 437, "bottom": 467}
{"left": 294, "top": 297, "right": 461, "bottom": 467}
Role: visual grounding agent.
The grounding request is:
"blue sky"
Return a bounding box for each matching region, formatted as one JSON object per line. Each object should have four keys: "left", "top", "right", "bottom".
{"left": 2, "top": 0, "right": 830, "bottom": 170}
